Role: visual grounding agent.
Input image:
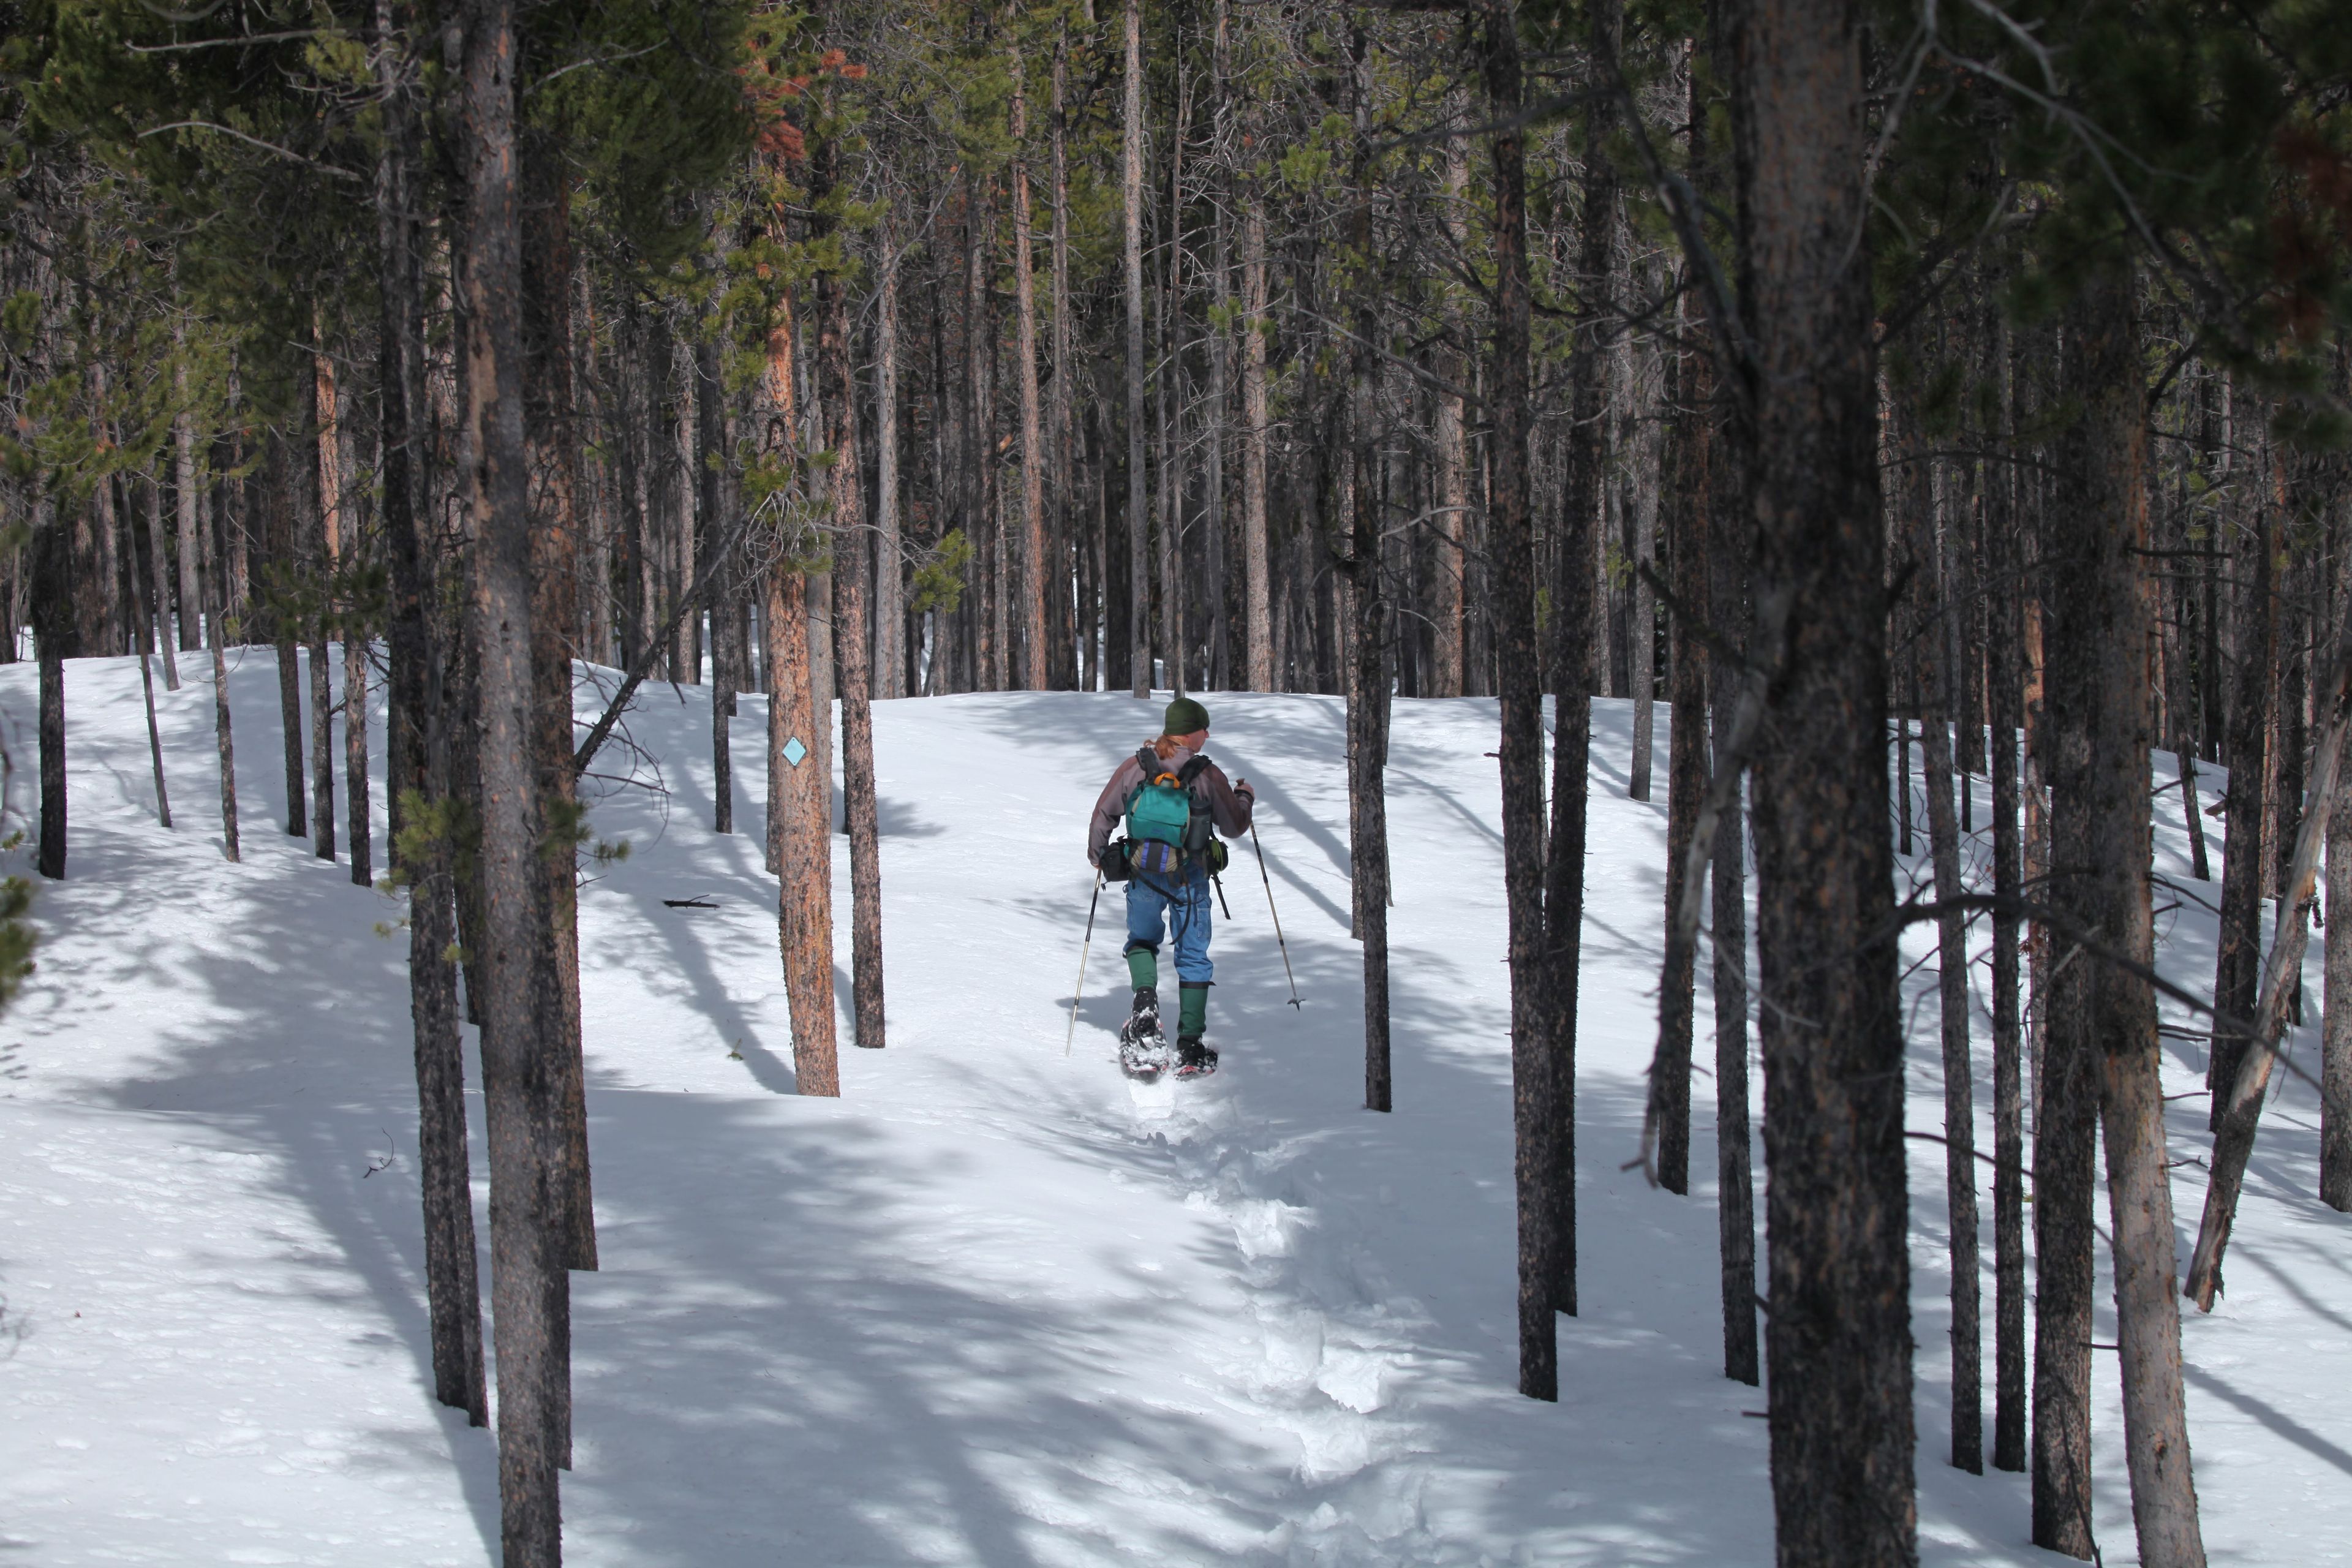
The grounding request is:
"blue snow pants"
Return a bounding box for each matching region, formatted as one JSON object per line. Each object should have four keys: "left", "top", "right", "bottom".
{"left": 1125, "top": 862, "right": 1214, "bottom": 985}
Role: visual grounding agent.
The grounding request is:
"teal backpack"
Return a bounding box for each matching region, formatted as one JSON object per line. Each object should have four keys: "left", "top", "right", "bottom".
{"left": 1124, "top": 747, "right": 1212, "bottom": 878}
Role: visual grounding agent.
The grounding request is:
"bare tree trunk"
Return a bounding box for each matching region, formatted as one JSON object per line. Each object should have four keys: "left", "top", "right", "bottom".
{"left": 2328, "top": 720, "right": 2352, "bottom": 1211}
{"left": 2274, "top": 535, "right": 2308, "bottom": 929}
{"left": 1204, "top": 18, "right": 1232, "bottom": 695}
{"left": 524, "top": 150, "right": 597, "bottom": 1283}
{"left": 677, "top": 343, "right": 701, "bottom": 685}
{"left": 809, "top": 567, "right": 834, "bottom": 829}
{"left": 125, "top": 508, "right": 173, "bottom": 827}
{"left": 1731, "top": 0, "right": 1918, "bottom": 1550}
{"left": 225, "top": 406, "right": 253, "bottom": 631}
{"left": 758, "top": 275, "right": 799, "bottom": 873}
{"left": 272, "top": 439, "right": 307, "bottom": 840}
{"left": 1603, "top": 334, "right": 1631, "bottom": 698}
{"left": 2180, "top": 744, "right": 2211, "bottom": 880}
{"left": 345, "top": 625, "right": 372, "bottom": 883}
{"left": 813, "top": 123, "right": 888, "bottom": 1054}
{"left": 2210, "top": 512, "right": 2275, "bottom": 1120}
{"left": 1686, "top": 33, "right": 1757, "bottom": 1385}
{"left": 1242, "top": 192, "right": 1272, "bottom": 692}
{"left": 1896, "top": 385, "right": 1981, "bottom": 1474}
{"left": 143, "top": 480, "right": 181, "bottom": 692}
{"left": 2185, "top": 482, "right": 2352, "bottom": 1303}
{"left": 769, "top": 564, "right": 840, "bottom": 1095}
{"left": 33, "top": 517, "right": 67, "bottom": 878}
{"left": 1709, "top": 642, "right": 1758, "bottom": 1390}
{"left": 1628, "top": 338, "right": 1657, "bottom": 803}
{"left": 311, "top": 348, "right": 341, "bottom": 863}
{"left": 1344, "top": 26, "right": 1390, "bottom": 1114}
{"left": 1049, "top": 27, "right": 1076, "bottom": 692}
{"left": 2032, "top": 636, "right": 2100, "bottom": 1556}
{"left": 456, "top": 53, "right": 570, "bottom": 1562}
{"left": 580, "top": 285, "right": 614, "bottom": 672}
{"left": 459, "top": 0, "right": 570, "bottom": 1547}
{"left": 957, "top": 169, "right": 998, "bottom": 693}
{"left": 1709, "top": 562, "right": 1757, "bottom": 1391}
{"left": 1427, "top": 107, "right": 1469, "bottom": 700}
{"left": 377, "top": 0, "right": 485, "bottom": 1416}
{"left": 707, "top": 318, "right": 744, "bottom": 700}
{"left": 1123, "top": 0, "right": 1150, "bottom": 700}
{"left": 2164, "top": 462, "right": 2212, "bottom": 880}
{"left": 0, "top": 526, "right": 19, "bottom": 666}
{"left": 657, "top": 318, "right": 686, "bottom": 682}
{"left": 79, "top": 386, "right": 121, "bottom": 655}
{"left": 1985, "top": 303, "right": 2026, "bottom": 1475}
{"left": 701, "top": 333, "right": 735, "bottom": 837}
{"left": 612, "top": 315, "right": 648, "bottom": 677}
{"left": 173, "top": 350, "right": 203, "bottom": 652}
{"left": 1655, "top": 323, "right": 1708, "bottom": 1196}
{"left": 309, "top": 643, "right": 335, "bottom": 858}
{"left": 1479, "top": 0, "right": 1564, "bottom": 1403}
{"left": 2046, "top": 266, "right": 2204, "bottom": 1567}
{"left": 1010, "top": 41, "right": 1047, "bottom": 692}
{"left": 2024, "top": 570, "right": 2051, "bottom": 1136}
{"left": 1155, "top": 61, "right": 1189, "bottom": 701}
{"left": 1544, "top": 0, "right": 1623, "bottom": 1324}
{"left": 203, "top": 472, "right": 240, "bottom": 862}
{"left": 1894, "top": 703, "right": 1916, "bottom": 854}
{"left": 875, "top": 228, "right": 906, "bottom": 702}
{"left": 1953, "top": 459, "right": 1986, "bottom": 812}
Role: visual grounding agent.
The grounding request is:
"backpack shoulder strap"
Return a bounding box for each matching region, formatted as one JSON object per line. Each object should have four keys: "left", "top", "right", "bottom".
{"left": 1135, "top": 744, "right": 1162, "bottom": 776}
{"left": 1175, "top": 755, "right": 1212, "bottom": 788}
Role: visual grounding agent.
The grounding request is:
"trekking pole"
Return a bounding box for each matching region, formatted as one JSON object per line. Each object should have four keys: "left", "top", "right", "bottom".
{"left": 1248, "top": 820, "right": 1303, "bottom": 1009}
{"left": 1065, "top": 867, "right": 1106, "bottom": 1055}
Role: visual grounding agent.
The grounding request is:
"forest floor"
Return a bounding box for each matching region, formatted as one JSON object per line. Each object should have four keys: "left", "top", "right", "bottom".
{"left": 0, "top": 649, "right": 2345, "bottom": 1566}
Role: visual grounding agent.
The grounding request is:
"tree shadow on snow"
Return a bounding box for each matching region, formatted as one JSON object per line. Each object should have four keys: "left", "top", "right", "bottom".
{"left": 568, "top": 1093, "right": 1319, "bottom": 1566}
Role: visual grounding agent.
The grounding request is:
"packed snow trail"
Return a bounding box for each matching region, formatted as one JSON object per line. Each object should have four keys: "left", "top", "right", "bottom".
{"left": 0, "top": 650, "right": 2347, "bottom": 1564}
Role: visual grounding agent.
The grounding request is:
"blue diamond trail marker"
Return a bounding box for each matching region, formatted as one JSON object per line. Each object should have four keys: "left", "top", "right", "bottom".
{"left": 782, "top": 736, "right": 809, "bottom": 769}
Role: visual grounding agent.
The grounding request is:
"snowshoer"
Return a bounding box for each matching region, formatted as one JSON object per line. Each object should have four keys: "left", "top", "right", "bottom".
{"left": 1088, "top": 696, "right": 1256, "bottom": 1079}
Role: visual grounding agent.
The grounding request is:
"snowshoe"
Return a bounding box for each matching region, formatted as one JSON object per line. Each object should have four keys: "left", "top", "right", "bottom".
{"left": 1119, "top": 1033, "right": 1175, "bottom": 1081}
{"left": 1119, "top": 988, "right": 1171, "bottom": 1080}
{"left": 1174, "top": 1038, "right": 1219, "bottom": 1079}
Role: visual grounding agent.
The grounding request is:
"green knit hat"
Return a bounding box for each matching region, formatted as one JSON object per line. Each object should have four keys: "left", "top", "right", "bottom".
{"left": 1163, "top": 696, "right": 1211, "bottom": 737}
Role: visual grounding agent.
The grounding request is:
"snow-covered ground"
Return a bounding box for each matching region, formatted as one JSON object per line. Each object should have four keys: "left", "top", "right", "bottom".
{"left": 0, "top": 647, "right": 2345, "bottom": 1566}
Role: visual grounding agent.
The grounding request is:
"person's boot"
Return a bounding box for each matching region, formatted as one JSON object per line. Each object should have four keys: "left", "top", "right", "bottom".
{"left": 1118, "top": 986, "right": 1170, "bottom": 1078}
{"left": 1120, "top": 986, "right": 1163, "bottom": 1044}
{"left": 1175, "top": 981, "right": 1218, "bottom": 1077}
